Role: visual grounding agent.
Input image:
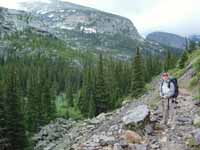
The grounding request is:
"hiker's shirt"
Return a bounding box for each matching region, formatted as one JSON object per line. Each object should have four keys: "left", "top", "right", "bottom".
{"left": 160, "top": 80, "right": 175, "bottom": 98}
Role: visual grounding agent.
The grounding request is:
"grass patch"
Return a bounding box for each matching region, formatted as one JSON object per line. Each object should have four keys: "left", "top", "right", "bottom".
{"left": 187, "top": 137, "right": 200, "bottom": 150}
{"left": 55, "top": 94, "right": 83, "bottom": 120}
{"left": 169, "top": 68, "right": 185, "bottom": 78}
{"left": 189, "top": 76, "right": 199, "bottom": 89}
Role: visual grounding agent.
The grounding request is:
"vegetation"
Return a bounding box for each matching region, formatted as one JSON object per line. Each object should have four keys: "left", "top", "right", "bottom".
{"left": 130, "top": 48, "right": 145, "bottom": 97}
{"left": 0, "top": 28, "right": 181, "bottom": 149}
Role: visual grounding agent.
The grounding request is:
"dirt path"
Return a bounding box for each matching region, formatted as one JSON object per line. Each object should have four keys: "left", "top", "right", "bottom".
{"left": 151, "top": 88, "right": 197, "bottom": 150}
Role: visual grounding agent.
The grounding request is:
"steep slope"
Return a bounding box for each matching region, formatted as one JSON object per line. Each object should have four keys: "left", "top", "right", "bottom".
{"left": 33, "top": 51, "right": 200, "bottom": 150}
{"left": 146, "top": 31, "right": 186, "bottom": 51}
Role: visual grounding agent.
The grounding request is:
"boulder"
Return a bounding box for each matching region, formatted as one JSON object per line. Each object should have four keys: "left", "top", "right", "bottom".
{"left": 122, "top": 105, "right": 150, "bottom": 130}
{"left": 121, "top": 130, "right": 142, "bottom": 144}
{"left": 193, "top": 114, "right": 200, "bottom": 126}
{"left": 194, "top": 128, "right": 200, "bottom": 145}
{"left": 128, "top": 144, "right": 148, "bottom": 150}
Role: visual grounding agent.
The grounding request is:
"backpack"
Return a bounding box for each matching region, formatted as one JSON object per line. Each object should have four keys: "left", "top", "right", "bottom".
{"left": 161, "top": 77, "right": 179, "bottom": 98}
{"left": 168, "top": 77, "right": 179, "bottom": 98}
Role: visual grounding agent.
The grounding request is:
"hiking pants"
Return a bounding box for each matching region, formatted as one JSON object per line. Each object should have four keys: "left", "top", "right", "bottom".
{"left": 161, "top": 98, "right": 177, "bottom": 125}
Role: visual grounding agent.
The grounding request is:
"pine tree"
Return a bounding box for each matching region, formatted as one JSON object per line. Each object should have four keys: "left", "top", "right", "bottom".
{"left": 0, "top": 80, "right": 10, "bottom": 149}
{"left": 131, "top": 47, "right": 145, "bottom": 98}
{"left": 178, "top": 50, "right": 188, "bottom": 69}
{"left": 5, "top": 66, "right": 28, "bottom": 150}
{"left": 95, "top": 54, "right": 109, "bottom": 115}
{"left": 78, "top": 63, "right": 95, "bottom": 117}
{"left": 189, "top": 40, "right": 196, "bottom": 52}
{"left": 66, "top": 83, "right": 74, "bottom": 107}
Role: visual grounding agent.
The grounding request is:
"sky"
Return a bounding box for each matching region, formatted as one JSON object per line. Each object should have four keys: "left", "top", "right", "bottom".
{"left": 0, "top": 0, "right": 199, "bottom": 36}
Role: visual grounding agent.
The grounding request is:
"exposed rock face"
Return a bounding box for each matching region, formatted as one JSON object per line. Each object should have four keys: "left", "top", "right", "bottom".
{"left": 146, "top": 31, "right": 186, "bottom": 50}
{"left": 0, "top": 1, "right": 166, "bottom": 58}
{"left": 20, "top": 0, "right": 141, "bottom": 39}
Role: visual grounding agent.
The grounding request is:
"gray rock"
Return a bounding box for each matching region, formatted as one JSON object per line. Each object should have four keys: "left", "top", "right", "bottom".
{"left": 194, "top": 128, "right": 200, "bottom": 145}
{"left": 177, "top": 117, "right": 193, "bottom": 125}
{"left": 128, "top": 144, "right": 148, "bottom": 150}
{"left": 122, "top": 105, "right": 150, "bottom": 129}
{"left": 193, "top": 114, "right": 200, "bottom": 126}
{"left": 113, "top": 143, "right": 123, "bottom": 150}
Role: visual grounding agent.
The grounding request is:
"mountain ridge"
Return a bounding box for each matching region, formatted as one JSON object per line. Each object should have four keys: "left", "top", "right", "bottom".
{"left": 146, "top": 31, "right": 186, "bottom": 50}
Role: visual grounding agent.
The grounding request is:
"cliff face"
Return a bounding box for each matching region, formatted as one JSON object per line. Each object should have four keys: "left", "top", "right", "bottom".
{"left": 0, "top": 0, "right": 166, "bottom": 58}
{"left": 18, "top": 0, "right": 145, "bottom": 53}
{"left": 146, "top": 32, "right": 186, "bottom": 50}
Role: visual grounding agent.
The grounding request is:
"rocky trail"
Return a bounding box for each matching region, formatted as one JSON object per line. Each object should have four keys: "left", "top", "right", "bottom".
{"left": 149, "top": 88, "right": 197, "bottom": 150}
{"left": 34, "top": 69, "right": 200, "bottom": 150}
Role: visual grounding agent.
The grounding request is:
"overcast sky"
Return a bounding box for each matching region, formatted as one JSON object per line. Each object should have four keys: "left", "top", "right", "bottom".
{"left": 0, "top": 0, "right": 199, "bottom": 36}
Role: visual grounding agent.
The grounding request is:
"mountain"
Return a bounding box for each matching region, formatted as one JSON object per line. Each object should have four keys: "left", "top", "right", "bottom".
{"left": 189, "top": 35, "right": 200, "bottom": 42}
{"left": 146, "top": 31, "right": 186, "bottom": 51}
{"left": 0, "top": 0, "right": 166, "bottom": 60}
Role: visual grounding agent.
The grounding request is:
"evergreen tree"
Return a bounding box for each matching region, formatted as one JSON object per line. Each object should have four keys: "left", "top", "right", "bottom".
{"left": 178, "top": 50, "right": 188, "bottom": 69}
{"left": 0, "top": 80, "right": 10, "bottom": 149}
{"left": 5, "top": 66, "right": 28, "bottom": 150}
{"left": 189, "top": 40, "right": 196, "bottom": 52}
{"left": 66, "top": 83, "right": 74, "bottom": 107}
{"left": 131, "top": 47, "right": 145, "bottom": 98}
{"left": 95, "top": 54, "right": 109, "bottom": 115}
{"left": 78, "top": 63, "right": 95, "bottom": 117}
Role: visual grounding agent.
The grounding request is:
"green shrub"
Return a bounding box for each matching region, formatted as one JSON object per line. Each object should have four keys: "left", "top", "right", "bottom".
{"left": 189, "top": 76, "right": 199, "bottom": 88}
{"left": 193, "top": 57, "right": 200, "bottom": 72}
{"left": 67, "top": 107, "right": 83, "bottom": 120}
{"left": 169, "top": 68, "right": 185, "bottom": 78}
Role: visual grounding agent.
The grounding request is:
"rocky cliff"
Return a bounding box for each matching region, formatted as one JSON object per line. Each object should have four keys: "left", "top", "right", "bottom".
{"left": 0, "top": 0, "right": 166, "bottom": 59}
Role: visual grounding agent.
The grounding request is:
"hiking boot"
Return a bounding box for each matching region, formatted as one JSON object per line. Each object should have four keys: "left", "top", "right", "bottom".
{"left": 172, "top": 99, "right": 178, "bottom": 104}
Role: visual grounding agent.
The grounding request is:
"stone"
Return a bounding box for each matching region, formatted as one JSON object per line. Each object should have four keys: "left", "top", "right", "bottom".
{"left": 177, "top": 117, "right": 192, "bottom": 125}
{"left": 194, "top": 128, "right": 200, "bottom": 145}
{"left": 128, "top": 144, "right": 148, "bottom": 150}
{"left": 113, "top": 143, "right": 123, "bottom": 150}
{"left": 193, "top": 114, "right": 200, "bottom": 126}
{"left": 122, "top": 105, "right": 150, "bottom": 129}
{"left": 121, "top": 130, "right": 142, "bottom": 144}
{"left": 144, "top": 124, "right": 153, "bottom": 135}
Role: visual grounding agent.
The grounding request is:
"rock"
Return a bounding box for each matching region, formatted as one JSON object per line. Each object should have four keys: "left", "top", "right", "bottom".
{"left": 128, "top": 144, "right": 148, "bottom": 150}
{"left": 121, "top": 130, "right": 142, "bottom": 144}
{"left": 144, "top": 124, "right": 153, "bottom": 135}
{"left": 122, "top": 105, "right": 150, "bottom": 130}
{"left": 113, "top": 143, "right": 123, "bottom": 150}
{"left": 194, "top": 128, "right": 200, "bottom": 145}
{"left": 177, "top": 117, "right": 193, "bottom": 125}
{"left": 96, "top": 113, "right": 106, "bottom": 121}
{"left": 193, "top": 114, "right": 200, "bottom": 126}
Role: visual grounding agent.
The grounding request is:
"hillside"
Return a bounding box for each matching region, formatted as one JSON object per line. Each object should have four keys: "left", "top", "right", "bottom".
{"left": 0, "top": 1, "right": 167, "bottom": 59}
{"left": 146, "top": 32, "right": 186, "bottom": 53}
{"left": 33, "top": 49, "right": 200, "bottom": 150}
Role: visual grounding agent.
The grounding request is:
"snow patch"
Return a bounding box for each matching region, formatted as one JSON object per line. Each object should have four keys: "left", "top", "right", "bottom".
{"left": 80, "top": 26, "right": 97, "bottom": 34}
{"left": 60, "top": 26, "right": 75, "bottom": 30}
{"left": 67, "top": 10, "right": 76, "bottom": 13}
{"left": 59, "top": 10, "right": 65, "bottom": 13}
{"left": 48, "top": 14, "right": 54, "bottom": 18}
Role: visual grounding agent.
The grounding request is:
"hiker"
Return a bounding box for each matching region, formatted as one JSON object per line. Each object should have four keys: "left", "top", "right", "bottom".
{"left": 160, "top": 72, "right": 179, "bottom": 126}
